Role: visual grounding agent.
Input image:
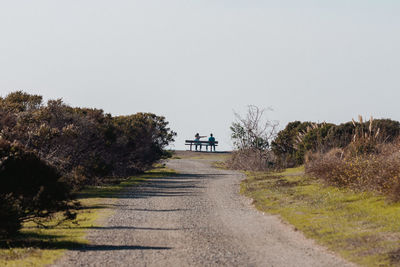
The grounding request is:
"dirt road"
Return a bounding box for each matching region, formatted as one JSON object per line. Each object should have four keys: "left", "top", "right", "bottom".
{"left": 53, "top": 157, "right": 353, "bottom": 267}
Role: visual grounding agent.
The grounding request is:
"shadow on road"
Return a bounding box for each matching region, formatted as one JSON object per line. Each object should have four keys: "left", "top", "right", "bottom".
{"left": 0, "top": 232, "right": 171, "bottom": 251}
{"left": 56, "top": 226, "right": 190, "bottom": 231}
{"left": 128, "top": 172, "right": 228, "bottom": 199}
{"left": 79, "top": 172, "right": 228, "bottom": 199}
{"left": 77, "top": 244, "right": 171, "bottom": 251}
{"left": 130, "top": 208, "right": 190, "bottom": 212}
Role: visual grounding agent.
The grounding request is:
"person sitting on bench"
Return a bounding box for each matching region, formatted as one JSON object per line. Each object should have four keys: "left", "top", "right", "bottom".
{"left": 208, "top": 133, "right": 216, "bottom": 152}
{"left": 194, "top": 133, "right": 206, "bottom": 151}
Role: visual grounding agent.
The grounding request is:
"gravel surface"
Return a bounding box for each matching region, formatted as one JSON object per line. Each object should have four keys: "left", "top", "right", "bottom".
{"left": 52, "top": 158, "right": 354, "bottom": 267}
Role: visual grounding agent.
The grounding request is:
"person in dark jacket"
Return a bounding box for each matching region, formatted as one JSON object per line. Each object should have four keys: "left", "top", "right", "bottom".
{"left": 208, "top": 133, "right": 216, "bottom": 152}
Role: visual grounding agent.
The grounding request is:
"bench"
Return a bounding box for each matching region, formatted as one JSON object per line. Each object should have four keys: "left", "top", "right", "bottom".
{"left": 185, "top": 140, "right": 218, "bottom": 151}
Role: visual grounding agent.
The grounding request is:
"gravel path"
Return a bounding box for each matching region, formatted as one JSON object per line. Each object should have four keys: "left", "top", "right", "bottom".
{"left": 52, "top": 158, "right": 353, "bottom": 267}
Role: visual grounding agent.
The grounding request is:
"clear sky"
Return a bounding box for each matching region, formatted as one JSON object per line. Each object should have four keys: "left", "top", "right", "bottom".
{"left": 1, "top": 1, "right": 399, "bottom": 150}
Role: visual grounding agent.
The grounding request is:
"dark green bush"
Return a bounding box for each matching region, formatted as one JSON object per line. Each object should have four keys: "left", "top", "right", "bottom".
{"left": 374, "top": 119, "right": 400, "bottom": 142}
{"left": 325, "top": 122, "right": 355, "bottom": 148}
{"left": 0, "top": 195, "right": 20, "bottom": 237}
{"left": 271, "top": 121, "right": 312, "bottom": 167}
{"left": 0, "top": 139, "right": 74, "bottom": 237}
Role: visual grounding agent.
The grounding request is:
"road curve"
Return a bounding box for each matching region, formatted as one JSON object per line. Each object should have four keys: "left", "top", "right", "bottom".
{"left": 53, "top": 158, "right": 353, "bottom": 267}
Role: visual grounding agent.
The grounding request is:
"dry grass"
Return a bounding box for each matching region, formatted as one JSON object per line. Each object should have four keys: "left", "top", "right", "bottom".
{"left": 241, "top": 166, "right": 400, "bottom": 266}
{"left": 306, "top": 132, "right": 400, "bottom": 201}
{"left": 225, "top": 148, "right": 277, "bottom": 171}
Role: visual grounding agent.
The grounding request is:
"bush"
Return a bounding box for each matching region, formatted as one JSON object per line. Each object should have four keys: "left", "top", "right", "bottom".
{"left": 273, "top": 117, "right": 400, "bottom": 167}
{"left": 226, "top": 148, "right": 276, "bottom": 171}
{"left": 0, "top": 139, "right": 74, "bottom": 237}
{"left": 110, "top": 113, "right": 176, "bottom": 176}
{"left": 228, "top": 105, "right": 278, "bottom": 171}
{"left": 271, "top": 121, "right": 306, "bottom": 167}
{"left": 0, "top": 91, "right": 176, "bottom": 188}
{"left": 306, "top": 137, "right": 400, "bottom": 201}
{"left": 0, "top": 195, "right": 20, "bottom": 237}
{"left": 271, "top": 121, "right": 334, "bottom": 167}
{"left": 325, "top": 122, "right": 356, "bottom": 148}
{"left": 0, "top": 91, "right": 177, "bottom": 236}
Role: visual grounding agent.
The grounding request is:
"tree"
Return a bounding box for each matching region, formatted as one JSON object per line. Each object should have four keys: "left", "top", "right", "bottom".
{"left": 228, "top": 105, "right": 279, "bottom": 171}
{"left": 230, "top": 105, "right": 278, "bottom": 151}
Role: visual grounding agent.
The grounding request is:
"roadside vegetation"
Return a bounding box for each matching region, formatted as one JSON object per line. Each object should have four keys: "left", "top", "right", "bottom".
{"left": 226, "top": 105, "right": 278, "bottom": 171}
{"left": 228, "top": 107, "right": 400, "bottom": 266}
{"left": 241, "top": 167, "right": 400, "bottom": 266}
{"left": 0, "top": 91, "right": 175, "bottom": 245}
{"left": 305, "top": 117, "right": 400, "bottom": 202}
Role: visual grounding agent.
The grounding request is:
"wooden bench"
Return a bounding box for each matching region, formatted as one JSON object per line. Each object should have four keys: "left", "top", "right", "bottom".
{"left": 185, "top": 140, "right": 218, "bottom": 151}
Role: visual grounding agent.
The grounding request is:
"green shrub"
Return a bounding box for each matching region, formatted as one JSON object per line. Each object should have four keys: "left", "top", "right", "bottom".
{"left": 325, "top": 122, "right": 355, "bottom": 148}
{"left": 271, "top": 121, "right": 334, "bottom": 166}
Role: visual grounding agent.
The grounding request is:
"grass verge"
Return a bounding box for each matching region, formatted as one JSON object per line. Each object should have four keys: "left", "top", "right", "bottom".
{"left": 241, "top": 166, "right": 400, "bottom": 267}
{"left": 0, "top": 166, "right": 176, "bottom": 267}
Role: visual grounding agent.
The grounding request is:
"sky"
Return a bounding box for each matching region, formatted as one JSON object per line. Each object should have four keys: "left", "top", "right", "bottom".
{"left": 1, "top": 1, "right": 399, "bottom": 150}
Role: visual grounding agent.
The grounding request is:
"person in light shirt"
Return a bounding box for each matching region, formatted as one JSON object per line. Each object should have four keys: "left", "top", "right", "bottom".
{"left": 194, "top": 133, "right": 206, "bottom": 151}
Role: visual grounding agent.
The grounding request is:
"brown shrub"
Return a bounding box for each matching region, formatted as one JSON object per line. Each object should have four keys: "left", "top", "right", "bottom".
{"left": 306, "top": 140, "right": 400, "bottom": 201}
{"left": 0, "top": 91, "right": 176, "bottom": 188}
{"left": 226, "top": 148, "right": 277, "bottom": 171}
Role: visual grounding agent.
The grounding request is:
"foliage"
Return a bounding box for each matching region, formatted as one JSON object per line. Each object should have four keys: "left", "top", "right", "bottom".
{"left": 272, "top": 117, "right": 400, "bottom": 167}
{"left": 324, "top": 122, "right": 355, "bottom": 148}
{"left": 0, "top": 91, "right": 177, "bottom": 188}
{"left": 0, "top": 139, "right": 75, "bottom": 237}
{"left": 271, "top": 121, "right": 313, "bottom": 167}
{"left": 0, "top": 91, "right": 43, "bottom": 112}
{"left": 0, "top": 90, "right": 176, "bottom": 236}
{"left": 230, "top": 105, "right": 278, "bottom": 151}
{"left": 306, "top": 142, "right": 400, "bottom": 201}
{"left": 306, "top": 116, "right": 400, "bottom": 201}
{"left": 110, "top": 113, "right": 176, "bottom": 176}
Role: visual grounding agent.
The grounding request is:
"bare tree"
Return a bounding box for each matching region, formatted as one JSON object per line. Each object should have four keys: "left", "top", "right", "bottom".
{"left": 228, "top": 105, "right": 279, "bottom": 171}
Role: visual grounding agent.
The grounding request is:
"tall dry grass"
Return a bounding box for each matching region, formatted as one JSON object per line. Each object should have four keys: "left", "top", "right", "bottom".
{"left": 306, "top": 116, "right": 400, "bottom": 201}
